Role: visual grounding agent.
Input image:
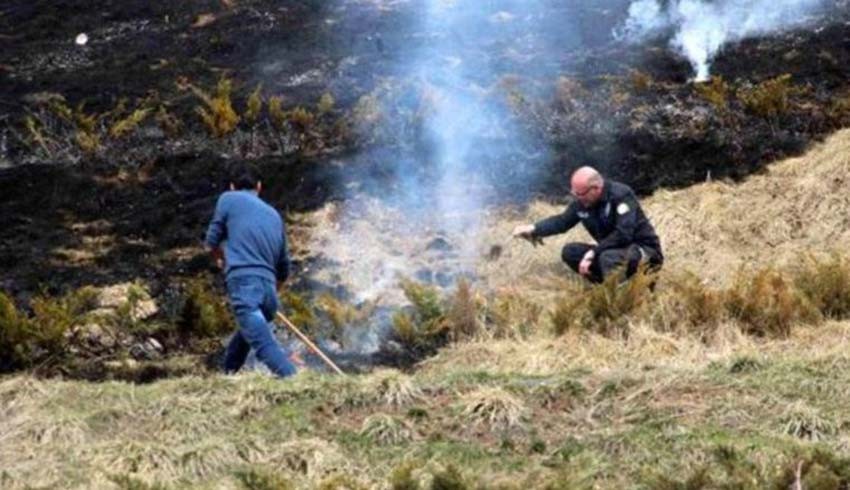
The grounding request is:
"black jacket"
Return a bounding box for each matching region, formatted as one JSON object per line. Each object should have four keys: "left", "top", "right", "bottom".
{"left": 533, "top": 180, "right": 663, "bottom": 258}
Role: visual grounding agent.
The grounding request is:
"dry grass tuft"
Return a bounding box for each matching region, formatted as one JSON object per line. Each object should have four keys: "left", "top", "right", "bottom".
{"left": 369, "top": 369, "right": 424, "bottom": 407}
{"left": 782, "top": 401, "right": 837, "bottom": 441}
{"left": 360, "top": 413, "right": 413, "bottom": 445}
{"left": 271, "top": 438, "right": 350, "bottom": 480}
{"left": 460, "top": 387, "right": 527, "bottom": 431}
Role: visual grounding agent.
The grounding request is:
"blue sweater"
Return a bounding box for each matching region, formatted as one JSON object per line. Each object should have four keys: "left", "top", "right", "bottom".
{"left": 204, "top": 190, "right": 290, "bottom": 283}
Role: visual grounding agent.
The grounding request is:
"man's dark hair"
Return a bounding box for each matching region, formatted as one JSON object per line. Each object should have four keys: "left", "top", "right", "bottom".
{"left": 227, "top": 162, "right": 260, "bottom": 190}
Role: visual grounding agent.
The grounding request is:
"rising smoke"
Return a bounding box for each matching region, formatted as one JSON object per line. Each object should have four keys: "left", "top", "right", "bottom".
{"left": 317, "top": 1, "right": 556, "bottom": 304}
{"left": 617, "top": 0, "right": 830, "bottom": 81}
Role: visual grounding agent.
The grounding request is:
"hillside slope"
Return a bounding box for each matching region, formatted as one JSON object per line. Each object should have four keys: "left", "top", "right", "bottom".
{"left": 4, "top": 129, "right": 850, "bottom": 489}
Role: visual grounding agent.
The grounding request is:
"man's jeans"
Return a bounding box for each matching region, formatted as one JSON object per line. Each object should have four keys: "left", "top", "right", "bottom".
{"left": 223, "top": 275, "right": 296, "bottom": 378}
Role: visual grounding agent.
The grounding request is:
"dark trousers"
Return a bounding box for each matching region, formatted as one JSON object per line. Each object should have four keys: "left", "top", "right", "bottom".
{"left": 561, "top": 242, "right": 663, "bottom": 284}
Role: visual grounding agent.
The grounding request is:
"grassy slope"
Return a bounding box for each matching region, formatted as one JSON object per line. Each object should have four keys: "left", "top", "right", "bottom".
{"left": 4, "top": 131, "right": 850, "bottom": 489}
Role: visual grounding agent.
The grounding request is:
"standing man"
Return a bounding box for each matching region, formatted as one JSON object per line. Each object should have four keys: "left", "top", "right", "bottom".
{"left": 512, "top": 166, "right": 663, "bottom": 283}
{"left": 205, "top": 163, "right": 297, "bottom": 377}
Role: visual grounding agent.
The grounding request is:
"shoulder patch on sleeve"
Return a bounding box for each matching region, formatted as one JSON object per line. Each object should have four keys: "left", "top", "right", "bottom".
{"left": 617, "top": 202, "right": 630, "bottom": 215}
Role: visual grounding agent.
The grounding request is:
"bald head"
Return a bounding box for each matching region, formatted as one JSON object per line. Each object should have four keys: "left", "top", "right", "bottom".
{"left": 570, "top": 166, "right": 604, "bottom": 206}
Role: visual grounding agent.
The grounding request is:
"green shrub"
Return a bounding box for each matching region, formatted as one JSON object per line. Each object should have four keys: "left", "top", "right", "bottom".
{"left": 392, "top": 279, "right": 447, "bottom": 351}
{"left": 1, "top": 287, "right": 99, "bottom": 368}
{"left": 0, "top": 291, "right": 33, "bottom": 367}
{"left": 178, "top": 276, "right": 232, "bottom": 337}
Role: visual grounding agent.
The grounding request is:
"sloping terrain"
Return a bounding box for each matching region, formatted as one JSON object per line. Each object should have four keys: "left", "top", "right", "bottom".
{"left": 3, "top": 128, "right": 850, "bottom": 489}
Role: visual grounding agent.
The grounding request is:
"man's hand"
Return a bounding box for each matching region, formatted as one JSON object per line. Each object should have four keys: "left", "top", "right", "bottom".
{"left": 512, "top": 224, "right": 543, "bottom": 246}
{"left": 579, "top": 249, "right": 594, "bottom": 277}
{"left": 289, "top": 350, "right": 306, "bottom": 369}
{"left": 208, "top": 246, "right": 225, "bottom": 270}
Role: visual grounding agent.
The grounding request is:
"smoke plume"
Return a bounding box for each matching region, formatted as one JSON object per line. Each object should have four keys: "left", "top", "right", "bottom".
{"left": 618, "top": 0, "right": 830, "bottom": 81}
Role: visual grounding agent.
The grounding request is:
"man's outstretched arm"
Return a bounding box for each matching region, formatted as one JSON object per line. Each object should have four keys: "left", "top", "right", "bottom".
{"left": 532, "top": 203, "right": 580, "bottom": 238}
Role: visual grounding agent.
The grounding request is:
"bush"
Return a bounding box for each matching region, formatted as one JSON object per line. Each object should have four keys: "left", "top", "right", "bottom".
{"left": 487, "top": 290, "right": 541, "bottom": 339}
{"left": 178, "top": 276, "right": 232, "bottom": 338}
{"left": 430, "top": 465, "right": 470, "bottom": 490}
{"left": 244, "top": 84, "right": 264, "bottom": 124}
{"left": 724, "top": 267, "right": 821, "bottom": 337}
{"left": 629, "top": 70, "right": 653, "bottom": 93}
{"left": 655, "top": 272, "right": 725, "bottom": 333}
{"left": 279, "top": 290, "right": 317, "bottom": 331}
{"left": 551, "top": 268, "right": 654, "bottom": 337}
{"left": 109, "top": 108, "right": 152, "bottom": 139}
{"left": 392, "top": 280, "right": 446, "bottom": 351}
{"left": 1, "top": 287, "right": 99, "bottom": 369}
{"left": 269, "top": 96, "right": 286, "bottom": 130}
{"left": 317, "top": 93, "right": 335, "bottom": 115}
{"left": 443, "top": 279, "right": 483, "bottom": 342}
{"left": 793, "top": 253, "right": 850, "bottom": 319}
{"left": 287, "top": 106, "right": 315, "bottom": 130}
{"left": 0, "top": 292, "right": 33, "bottom": 368}
{"left": 235, "top": 468, "right": 293, "bottom": 490}
{"left": 695, "top": 76, "right": 731, "bottom": 110}
{"left": 388, "top": 461, "right": 422, "bottom": 490}
{"left": 739, "top": 74, "right": 795, "bottom": 119}
{"left": 192, "top": 77, "right": 240, "bottom": 138}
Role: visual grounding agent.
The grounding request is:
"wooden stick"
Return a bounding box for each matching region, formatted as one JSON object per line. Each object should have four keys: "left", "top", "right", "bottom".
{"left": 276, "top": 311, "right": 346, "bottom": 376}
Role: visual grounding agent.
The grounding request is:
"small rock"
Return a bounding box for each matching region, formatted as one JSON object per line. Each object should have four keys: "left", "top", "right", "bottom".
{"left": 486, "top": 244, "right": 503, "bottom": 261}
{"left": 130, "top": 337, "right": 163, "bottom": 360}
{"left": 425, "top": 237, "right": 454, "bottom": 253}
{"left": 414, "top": 268, "right": 433, "bottom": 283}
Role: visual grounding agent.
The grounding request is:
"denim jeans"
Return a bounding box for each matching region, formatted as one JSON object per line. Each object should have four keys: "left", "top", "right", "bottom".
{"left": 223, "top": 275, "right": 296, "bottom": 378}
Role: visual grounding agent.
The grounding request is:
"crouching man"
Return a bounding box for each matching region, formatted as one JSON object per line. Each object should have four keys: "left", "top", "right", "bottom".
{"left": 205, "top": 163, "right": 297, "bottom": 377}
{"left": 512, "top": 166, "right": 663, "bottom": 283}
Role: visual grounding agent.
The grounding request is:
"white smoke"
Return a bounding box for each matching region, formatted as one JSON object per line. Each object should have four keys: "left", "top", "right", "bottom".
{"left": 618, "top": 0, "right": 829, "bottom": 81}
